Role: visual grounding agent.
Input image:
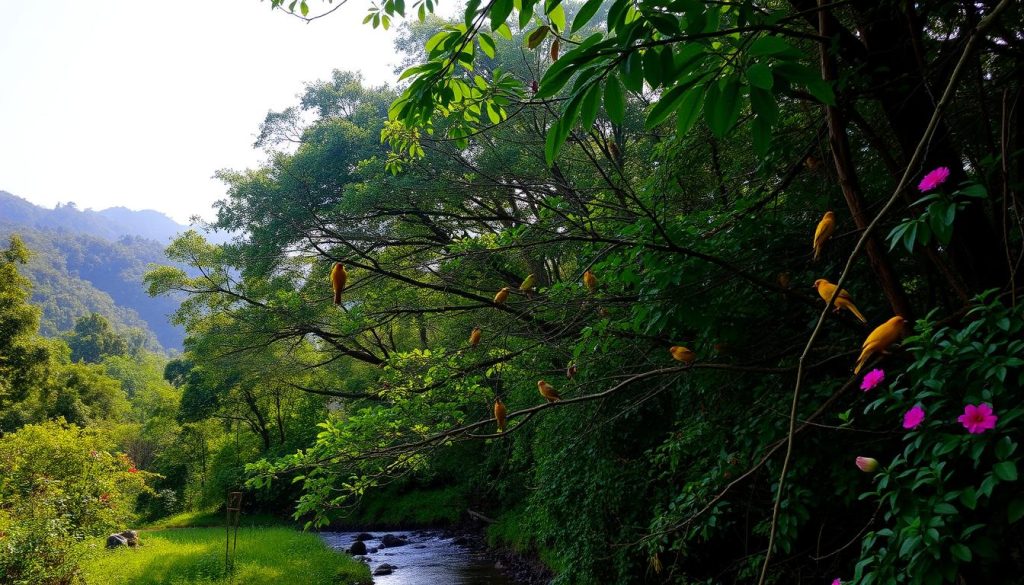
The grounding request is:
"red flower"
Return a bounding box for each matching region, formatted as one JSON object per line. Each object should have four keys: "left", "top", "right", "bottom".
{"left": 128, "top": 466, "right": 139, "bottom": 474}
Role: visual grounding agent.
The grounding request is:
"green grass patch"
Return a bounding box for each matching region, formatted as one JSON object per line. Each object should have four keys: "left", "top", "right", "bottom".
{"left": 80, "top": 527, "right": 371, "bottom": 585}
{"left": 147, "top": 509, "right": 286, "bottom": 530}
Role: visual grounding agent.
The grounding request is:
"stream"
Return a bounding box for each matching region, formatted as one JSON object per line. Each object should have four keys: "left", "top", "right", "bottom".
{"left": 321, "top": 529, "right": 523, "bottom": 584}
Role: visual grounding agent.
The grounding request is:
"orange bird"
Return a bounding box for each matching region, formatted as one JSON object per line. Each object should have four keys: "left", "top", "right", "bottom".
{"left": 493, "top": 287, "right": 510, "bottom": 305}
{"left": 330, "top": 262, "right": 348, "bottom": 305}
{"left": 494, "top": 399, "right": 507, "bottom": 433}
{"left": 583, "top": 270, "right": 598, "bottom": 293}
{"left": 566, "top": 362, "right": 578, "bottom": 379}
{"left": 813, "top": 279, "right": 867, "bottom": 323}
{"left": 669, "top": 346, "right": 696, "bottom": 364}
{"left": 537, "top": 380, "right": 561, "bottom": 403}
{"left": 469, "top": 327, "right": 482, "bottom": 347}
{"left": 813, "top": 211, "right": 836, "bottom": 261}
{"left": 854, "top": 316, "right": 907, "bottom": 374}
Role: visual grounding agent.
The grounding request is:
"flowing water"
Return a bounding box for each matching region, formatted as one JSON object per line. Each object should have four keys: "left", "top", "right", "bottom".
{"left": 321, "top": 529, "right": 521, "bottom": 585}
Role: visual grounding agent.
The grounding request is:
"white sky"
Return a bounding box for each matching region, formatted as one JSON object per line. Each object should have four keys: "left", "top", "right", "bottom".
{"left": 0, "top": 0, "right": 424, "bottom": 224}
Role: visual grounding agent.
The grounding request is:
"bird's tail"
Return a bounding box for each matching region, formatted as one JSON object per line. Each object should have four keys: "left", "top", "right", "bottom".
{"left": 813, "top": 246, "right": 821, "bottom": 261}
{"left": 847, "top": 303, "right": 867, "bottom": 324}
{"left": 854, "top": 351, "right": 868, "bottom": 374}
{"left": 333, "top": 289, "right": 341, "bottom": 305}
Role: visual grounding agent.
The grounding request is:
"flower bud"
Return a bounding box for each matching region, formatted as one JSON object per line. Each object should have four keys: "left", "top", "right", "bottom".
{"left": 855, "top": 456, "right": 878, "bottom": 473}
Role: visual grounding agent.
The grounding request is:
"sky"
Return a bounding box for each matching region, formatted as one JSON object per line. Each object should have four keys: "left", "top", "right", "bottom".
{"left": 0, "top": 0, "right": 422, "bottom": 224}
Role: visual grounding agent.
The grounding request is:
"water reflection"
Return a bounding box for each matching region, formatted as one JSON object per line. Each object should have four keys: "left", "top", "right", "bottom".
{"left": 321, "top": 530, "right": 520, "bottom": 585}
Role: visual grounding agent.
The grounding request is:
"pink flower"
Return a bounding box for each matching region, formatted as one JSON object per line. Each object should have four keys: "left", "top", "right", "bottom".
{"left": 832, "top": 580, "right": 842, "bottom": 585}
{"left": 917, "top": 166, "right": 951, "bottom": 192}
{"left": 902, "top": 405, "right": 925, "bottom": 429}
{"left": 855, "top": 456, "right": 879, "bottom": 473}
{"left": 958, "top": 403, "right": 998, "bottom": 434}
{"left": 860, "top": 368, "right": 885, "bottom": 391}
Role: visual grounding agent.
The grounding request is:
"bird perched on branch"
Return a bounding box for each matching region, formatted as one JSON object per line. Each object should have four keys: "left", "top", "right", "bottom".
{"left": 813, "top": 279, "right": 867, "bottom": 323}
{"left": 854, "top": 316, "right": 906, "bottom": 374}
{"left": 669, "top": 346, "right": 696, "bottom": 364}
{"left": 538, "top": 380, "right": 561, "bottom": 403}
{"left": 494, "top": 399, "right": 507, "bottom": 433}
{"left": 583, "top": 270, "right": 597, "bottom": 293}
{"left": 520, "top": 274, "right": 536, "bottom": 292}
{"left": 493, "top": 287, "right": 510, "bottom": 305}
{"left": 469, "top": 326, "right": 481, "bottom": 347}
{"left": 330, "top": 262, "right": 348, "bottom": 305}
{"left": 813, "top": 211, "right": 836, "bottom": 261}
{"left": 566, "top": 362, "right": 578, "bottom": 380}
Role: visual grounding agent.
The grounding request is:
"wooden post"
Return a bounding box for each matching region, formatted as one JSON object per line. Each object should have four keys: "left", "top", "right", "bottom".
{"left": 225, "top": 491, "right": 243, "bottom": 573}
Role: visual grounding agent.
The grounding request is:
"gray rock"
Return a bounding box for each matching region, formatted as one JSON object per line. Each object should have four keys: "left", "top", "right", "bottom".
{"left": 349, "top": 541, "right": 367, "bottom": 555}
{"left": 354, "top": 532, "right": 374, "bottom": 542}
{"left": 368, "top": 547, "right": 379, "bottom": 553}
{"left": 373, "top": 563, "right": 396, "bottom": 576}
{"left": 105, "top": 530, "right": 140, "bottom": 549}
{"left": 380, "top": 534, "right": 408, "bottom": 548}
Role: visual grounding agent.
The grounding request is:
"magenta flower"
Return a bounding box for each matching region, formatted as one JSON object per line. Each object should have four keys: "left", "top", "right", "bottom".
{"left": 958, "top": 403, "right": 998, "bottom": 434}
{"left": 902, "top": 405, "right": 925, "bottom": 429}
{"left": 860, "top": 368, "right": 885, "bottom": 392}
{"left": 917, "top": 166, "right": 951, "bottom": 192}
{"left": 855, "top": 456, "right": 879, "bottom": 473}
{"left": 832, "top": 580, "right": 842, "bottom": 585}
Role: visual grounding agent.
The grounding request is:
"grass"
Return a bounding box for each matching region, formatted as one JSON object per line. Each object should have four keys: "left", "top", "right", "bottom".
{"left": 80, "top": 526, "right": 371, "bottom": 585}
{"left": 146, "top": 508, "right": 285, "bottom": 530}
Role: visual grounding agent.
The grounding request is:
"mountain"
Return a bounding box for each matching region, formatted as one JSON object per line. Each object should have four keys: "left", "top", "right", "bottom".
{"left": 0, "top": 191, "right": 224, "bottom": 351}
{"left": 0, "top": 190, "right": 229, "bottom": 244}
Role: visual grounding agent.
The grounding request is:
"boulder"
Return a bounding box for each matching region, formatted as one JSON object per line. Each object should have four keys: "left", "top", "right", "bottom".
{"left": 380, "top": 534, "right": 408, "bottom": 548}
{"left": 354, "top": 532, "right": 374, "bottom": 542}
{"left": 349, "top": 541, "right": 367, "bottom": 555}
{"left": 373, "top": 563, "right": 396, "bottom": 576}
{"left": 368, "top": 547, "right": 379, "bottom": 553}
{"left": 105, "top": 530, "right": 140, "bottom": 549}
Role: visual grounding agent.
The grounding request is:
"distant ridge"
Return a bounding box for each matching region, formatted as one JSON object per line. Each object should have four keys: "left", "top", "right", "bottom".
{"left": 0, "top": 190, "right": 229, "bottom": 244}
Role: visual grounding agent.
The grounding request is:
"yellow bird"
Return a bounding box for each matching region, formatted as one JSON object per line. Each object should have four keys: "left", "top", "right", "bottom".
{"left": 494, "top": 399, "right": 507, "bottom": 433}
{"left": 854, "top": 316, "right": 907, "bottom": 374}
{"left": 813, "top": 279, "right": 867, "bottom": 323}
{"left": 669, "top": 346, "right": 696, "bottom": 364}
{"left": 519, "top": 274, "right": 536, "bottom": 292}
{"left": 583, "top": 270, "right": 597, "bottom": 293}
{"left": 813, "top": 211, "right": 836, "bottom": 261}
{"left": 469, "top": 326, "right": 481, "bottom": 347}
{"left": 330, "top": 262, "right": 348, "bottom": 305}
{"left": 537, "top": 380, "right": 561, "bottom": 403}
{"left": 493, "top": 287, "right": 510, "bottom": 305}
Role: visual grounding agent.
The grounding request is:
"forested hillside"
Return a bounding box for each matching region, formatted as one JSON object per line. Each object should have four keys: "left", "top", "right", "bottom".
{"left": 0, "top": 192, "right": 199, "bottom": 350}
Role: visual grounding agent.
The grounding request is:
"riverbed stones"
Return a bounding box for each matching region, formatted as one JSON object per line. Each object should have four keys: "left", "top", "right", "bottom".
{"left": 348, "top": 540, "right": 367, "bottom": 555}
{"left": 354, "top": 532, "right": 374, "bottom": 541}
{"left": 380, "top": 534, "right": 408, "bottom": 548}
{"left": 373, "top": 563, "right": 396, "bottom": 576}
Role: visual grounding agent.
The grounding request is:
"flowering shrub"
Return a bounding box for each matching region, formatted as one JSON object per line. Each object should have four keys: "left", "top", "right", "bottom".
{"left": 0, "top": 420, "right": 151, "bottom": 583}
{"left": 854, "top": 292, "right": 1023, "bottom": 584}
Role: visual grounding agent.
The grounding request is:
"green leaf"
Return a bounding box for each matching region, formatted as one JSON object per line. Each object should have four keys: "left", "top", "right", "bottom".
{"left": 994, "top": 461, "right": 1018, "bottom": 482}
{"left": 933, "top": 502, "right": 958, "bottom": 515}
{"left": 950, "top": 543, "right": 973, "bottom": 562}
{"left": 604, "top": 74, "right": 626, "bottom": 124}
{"left": 479, "top": 33, "right": 497, "bottom": 58}
{"left": 748, "top": 36, "right": 797, "bottom": 57}
{"left": 959, "top": 486, "right": 978, "bottom": 510}
{"left": 547, "top": 1, "right": 566, "bottom": 32}
{"left": 746, "top": 63, "right": 773, "bottom": 89}
{"left": 642, "top": 48, "right": 662, "bottom": 88}
{"left": 576, "top": 83, "right": 600, "bottom": 129}
{"left": 1008, "top": 497, "right": 1024, "bottom": 524}
{"left": 490, "top": 0, "right": 514, "bottom": 29}
{"left": 571, "top": 0, "right": 603, "bottom": 32}
{"left": 749, "top": 86, "right": 779, "bottom": 125}
{"left": 645, "top": 83, "right": 691, "bottom": 129}
{"left": 705, "top": 76, "right": 741, "bottom": 137}
{"left": 806, "top": 79, "right": 836, "bottom": 105}
{"left": 621, "top": 51, "right": 644, "bottom": 93}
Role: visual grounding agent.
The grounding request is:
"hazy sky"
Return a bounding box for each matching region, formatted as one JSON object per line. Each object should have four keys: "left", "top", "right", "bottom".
{"left": 0, "top": 0, "right": 419, "bottom": 224}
